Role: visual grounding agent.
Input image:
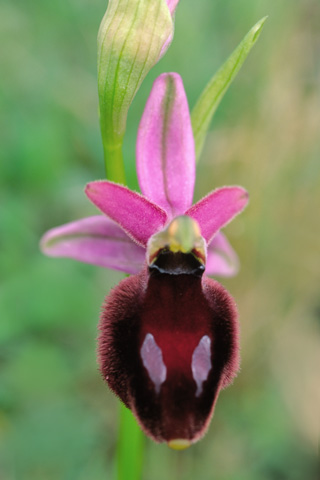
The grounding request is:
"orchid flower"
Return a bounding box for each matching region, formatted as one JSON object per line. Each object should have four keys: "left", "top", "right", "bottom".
{"left": 41, "top": 73, "right": 248, "bottom": 448}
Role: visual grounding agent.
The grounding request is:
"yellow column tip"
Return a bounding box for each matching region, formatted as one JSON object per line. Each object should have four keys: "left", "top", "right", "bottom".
{"left": 167, "top": 439, "right": 191, "bottom": 450}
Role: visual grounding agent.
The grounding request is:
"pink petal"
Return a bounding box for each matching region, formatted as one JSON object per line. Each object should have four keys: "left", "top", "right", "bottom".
{"left": 85, "top": 181, "right": 168, "bottom": 246}
{"left": 137, "top": 73, "right": 195, "bottom": 218}
{"left": 186, "top": 186, "right": 249, "bottom": 244}
{"left": 206, "top": 232, "right": 240, "bottom": 277}
{"left": 40, "top": 216, "right": 146, "bottom": 274}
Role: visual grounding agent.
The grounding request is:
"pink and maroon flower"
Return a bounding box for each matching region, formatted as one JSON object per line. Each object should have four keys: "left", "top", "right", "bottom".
{"left": 41, "top": 73, "right": 248, "bottom": 448}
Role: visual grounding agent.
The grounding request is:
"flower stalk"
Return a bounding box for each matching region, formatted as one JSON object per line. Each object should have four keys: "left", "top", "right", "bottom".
{"left": 117, "top": 404, "right": 144, "bottom": 480}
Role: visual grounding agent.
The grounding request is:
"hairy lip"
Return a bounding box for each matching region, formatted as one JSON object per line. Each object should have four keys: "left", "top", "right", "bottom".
{"left": 98, "top": 266, "right": 239, "bottom": 443}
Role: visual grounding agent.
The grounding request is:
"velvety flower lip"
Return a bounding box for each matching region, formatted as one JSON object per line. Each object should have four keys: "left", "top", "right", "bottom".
{"left": 41, "top": 71, "right": 248, "bottom": 446}
{"left": 98, "top": 264, "right": 240, "bottom": 445}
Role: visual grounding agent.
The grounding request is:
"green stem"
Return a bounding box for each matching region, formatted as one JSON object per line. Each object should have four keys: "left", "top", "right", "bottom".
{"left": 101, "top": 133, "right": 143, "bottom": 480}
{"left": 102, "top": 139, "right": 126, "bottom": 185}
{"left": 117, "top": 403, "right": 144, "bottom": 480}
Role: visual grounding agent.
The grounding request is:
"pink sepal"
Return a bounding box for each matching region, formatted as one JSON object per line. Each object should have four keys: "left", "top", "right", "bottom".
{"left": 40, "top": 216, "right": 145, "bottom": 274}
{"left": 206, "top": 232, "right": 239, "bottom": 277}
{"left": 137, "top": 73, "right": 195, "bottom": 217}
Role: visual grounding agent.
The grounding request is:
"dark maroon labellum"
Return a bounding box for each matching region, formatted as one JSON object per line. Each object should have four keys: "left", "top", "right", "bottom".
{"left": 98, "top": 251, "right": 239, "bottom": 444}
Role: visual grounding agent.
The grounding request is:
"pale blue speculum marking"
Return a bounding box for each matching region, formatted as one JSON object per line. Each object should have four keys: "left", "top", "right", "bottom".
{"left": 191, "top": 335, "right": 212, "bottom": 397}
{"left": 141, "top": 333, "right": 167, "bottom": 394}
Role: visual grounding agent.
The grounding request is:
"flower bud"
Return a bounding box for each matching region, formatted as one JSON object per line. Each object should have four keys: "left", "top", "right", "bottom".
{"left": 98, "top": 0, "right": 178, "bottom": 180}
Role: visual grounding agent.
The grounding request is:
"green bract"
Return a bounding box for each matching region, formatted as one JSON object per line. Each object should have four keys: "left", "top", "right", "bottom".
{"left": 98, "top": 0, "right": 174, "bottom": 182}
{"left": 192, "top": 16, "right": 267, "bottom": 161}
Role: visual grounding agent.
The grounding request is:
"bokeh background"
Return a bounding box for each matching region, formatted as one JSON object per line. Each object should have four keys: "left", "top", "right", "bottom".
{"left": 1, "top": 0, "right": 319, "bottom": 478}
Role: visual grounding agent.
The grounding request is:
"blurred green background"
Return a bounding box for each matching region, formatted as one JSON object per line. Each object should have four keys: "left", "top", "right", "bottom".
{"left": 1, "top": 0, "right": 319, "bottom": 478}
